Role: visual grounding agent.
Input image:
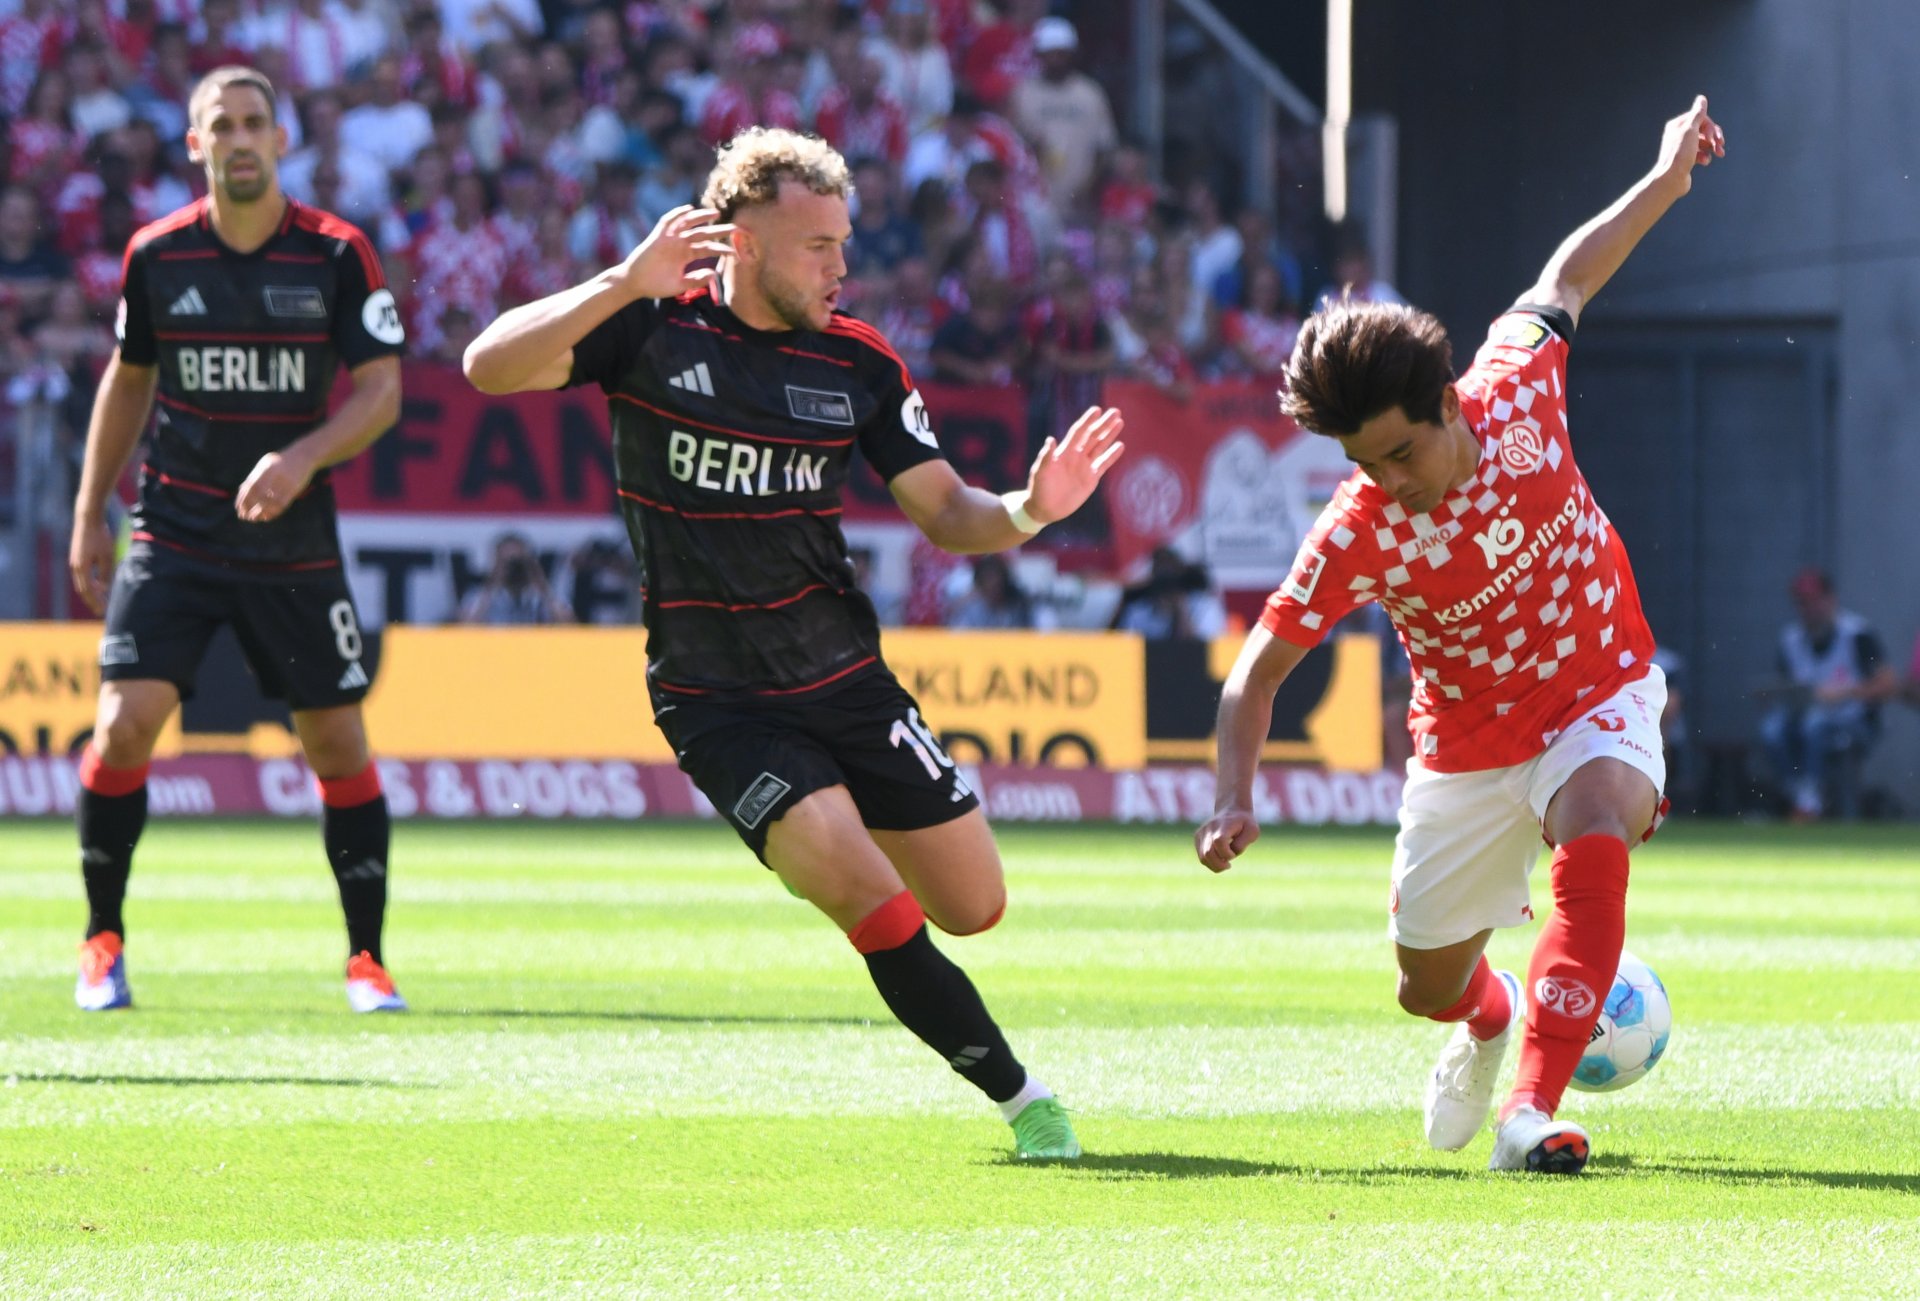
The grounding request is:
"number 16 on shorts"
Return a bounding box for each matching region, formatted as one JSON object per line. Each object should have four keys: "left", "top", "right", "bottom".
{"left": 891, "top": 708, "right": 973, "bottom": 802}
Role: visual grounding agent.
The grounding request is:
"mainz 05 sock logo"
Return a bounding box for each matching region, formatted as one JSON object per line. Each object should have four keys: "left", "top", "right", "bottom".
{"left": 1534, "top": 975, "right": 1597, "bottom": 1019}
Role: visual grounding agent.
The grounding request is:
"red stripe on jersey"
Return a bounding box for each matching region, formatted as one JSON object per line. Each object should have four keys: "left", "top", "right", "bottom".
{"left": 132, "top": 532, "right": 340, "bottom": 571}
{"left": 265, "top": 252, "right": 326, "bottom": 263}
{"left": 147, "top": 465, "right": 232, "bottom": 498}
{"left": 156, "top": 330, "right": 329, "bottom": 342}
{"left": 289, "top": 202, "right": 382, "bottom": 287}
{"left": 656, "top": 582, "right": 835, "bottom": 612}
{"left": 823, "top": 317, "right": 912, "bottom": 389}
{"left": 652, "top": 655, "right": 878, "bottom": 698}
{"left": 156, "top": 393, "right": 320, "bottom": 424}
{"left": 617, "top": 488, "right": 842, "bottom": 521}
{"left": 668, "top": 318, "right": 739, "bottom": 341}
{"left": 154, "top": 249, "right": 223, "bottom": 261}
{"left": 124, "top": 199, "right": 209, "bottom": 277}
{"left": 777, "top": 345, "right": 853, "bottom": 367}
{"left": 610, "top": 392, "right": 855, "bottom": 447}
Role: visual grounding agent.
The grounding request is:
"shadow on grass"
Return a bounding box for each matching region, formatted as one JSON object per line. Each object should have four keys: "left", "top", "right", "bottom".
{"left": 426, "top": 1008, "right": 874, "bottom": 1028}
{"left": 10, "top": 1072, "right": 423, "bottom": 1089}
{"left": 1595, "top": 1153, "right": 1920, "bottom": 1194}
{"left": 1000, "top": 1152, "right": 1481, "bottom": 1182}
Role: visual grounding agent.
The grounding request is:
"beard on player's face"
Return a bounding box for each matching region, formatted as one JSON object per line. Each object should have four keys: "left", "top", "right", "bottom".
{"left": 219, "top": 156, "right": 272, "bottom": 203}
{"left": 753, "top": 259, "right": 829, "bottom": 332}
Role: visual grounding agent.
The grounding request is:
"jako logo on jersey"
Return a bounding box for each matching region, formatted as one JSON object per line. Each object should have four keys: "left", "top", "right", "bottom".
{"left": 1498, "top": 423, "right": 1547, "bottom": 476}
{"left": 168, "top": 286, "right": 208, "bottom": 316}
{"left": 177, "top": 346, "right": 307, "bottom": 393}
{"left": 1282, "top": 547, "right": 1327, "bottom": 604}
{"left": 1533, "top": 975, "right": 1597, "bottom": 1020}
{"left": 1473, "top": 516, "right": 1525, "bottom": 567}
{"left": 667, "top": 430, "right": 828, "bottom": 495}
{"left": 901, "top": 388, "right": 937, "bottom": 448}
{"left": 361, "top": 288, "right": 405, "bottom": 345}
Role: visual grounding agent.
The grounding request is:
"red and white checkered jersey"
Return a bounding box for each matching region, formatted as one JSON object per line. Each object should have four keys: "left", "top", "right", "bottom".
{"left": 1261, "top": 308, "right": 1656, "bottom": 772}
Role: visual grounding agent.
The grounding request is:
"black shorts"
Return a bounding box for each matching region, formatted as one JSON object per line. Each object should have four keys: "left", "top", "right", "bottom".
{"left": 654, "top": 667, "right": 980, "bottom": 861}
{"left": 100, "top": 542, "right": 373, "bottom": 710}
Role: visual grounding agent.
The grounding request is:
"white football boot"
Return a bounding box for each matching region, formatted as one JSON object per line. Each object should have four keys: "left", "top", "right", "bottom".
{"left": 1488, "top": 1105, "right": 1591, "bottom": 1174}
{"left": 1424, "top": 969, "right": 1524, "bottom": 1150}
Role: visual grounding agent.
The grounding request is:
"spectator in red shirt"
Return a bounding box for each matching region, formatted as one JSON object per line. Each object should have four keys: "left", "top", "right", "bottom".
{"left": 1098, "top": 142, "right": 1159, "bottom": 227}
{"left": 8, "top": 71, "right": 80, "bottom": 199}
{"left": 1218, "top": 262, "right": 1302, "bottom": 380}
{"left": 873, "top": 253, "right": 946, "bottom": 380}
{"left": 961, "top": 0, "right": 1045, "bottom": 110}
{"left": 0, "top": 0, "right": 60, "bottom": 116}
{"left": 699, "top": 30, "right": 801, "bottom": 145}
{"left": 958, "top": 156, "right": 1037, "bottom": 283}
{"left": 189, "top": 0, "right": 254, "bottom": 75}
{"left": 815, "top": 53, "right": 909, "bottom": 167}
{"left": 74, "top": 188, "right": 134, "bottom": 316}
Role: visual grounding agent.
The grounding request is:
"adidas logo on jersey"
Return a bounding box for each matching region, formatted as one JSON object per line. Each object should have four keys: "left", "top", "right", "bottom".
{"left": 168, "top": 286, "right": 208, "bottom": 316}
{"left": 668, "top": 362, "right": 714, "bottom": 396}
{"left": 337, "top": 661, "right": 370, "bottom": 691}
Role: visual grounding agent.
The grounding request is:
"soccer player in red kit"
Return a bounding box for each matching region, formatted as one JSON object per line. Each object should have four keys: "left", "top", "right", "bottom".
{"left": 1196, "top": 98, "right": 1726, "bottom": 1173}
{"left": 464, "top": 128, "right": 1124, "bottom": 1159}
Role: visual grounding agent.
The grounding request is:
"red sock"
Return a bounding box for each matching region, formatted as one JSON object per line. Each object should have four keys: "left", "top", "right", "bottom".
{"left": 78, "top": 742, "right": 149, "bottom": 796}
{"left": 1506, "top": 834, "right": 1630, "bottom": 1120}
{"left": 1428, "top": 956, "right": 1513, "bottom": 1041}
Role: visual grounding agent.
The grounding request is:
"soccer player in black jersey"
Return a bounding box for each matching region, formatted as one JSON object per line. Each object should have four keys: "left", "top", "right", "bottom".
{"left": 465, "top": 128, "right": 1124, "bottom": 1159}
{"left": 65, "top": 67, "right": 408, "bottom": 1013}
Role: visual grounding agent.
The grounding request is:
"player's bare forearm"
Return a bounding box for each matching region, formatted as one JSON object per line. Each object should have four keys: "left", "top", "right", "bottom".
{"left": 73, "top": 355, "right": 157, "bottom": 521}
{"left": 1196, "top": 626, "right": 1309, "bottom": 873}
{"left": 290, "top": 357, "right": 402, "bottom": 471}
{"left": 894, "top": 472, "right": 1037, "bottom": 555}
{"left": 465, "top": 267, "right": 637, "bottom": 394}
{"left": 1527, "top": 96, "right": 1726, "bottom": 325}
{"left": 1212, "top": 626, "right": 1304, "bottom": 813}
{"left": 889, "top": 407, "right": 1124, "bottom": 554}
{"left": 236, "top": 358, "right": 400, "bottom": 523}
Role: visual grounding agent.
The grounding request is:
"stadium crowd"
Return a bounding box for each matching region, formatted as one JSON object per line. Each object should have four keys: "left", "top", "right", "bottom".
{"left": 0, "top": 0, "right": 1344, "bottom": 412}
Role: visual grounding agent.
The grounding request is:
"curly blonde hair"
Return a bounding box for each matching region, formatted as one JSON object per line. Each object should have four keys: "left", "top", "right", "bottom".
{"left": 701, "top": 127, "right": 851, "bottom": 219}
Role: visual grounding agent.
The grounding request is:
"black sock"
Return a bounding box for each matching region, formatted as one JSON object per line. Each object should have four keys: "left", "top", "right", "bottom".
{"left": 77, "top": 785, "right": 146, "bottom": 939}
{"left": 323, "top": 794, "right": 390, "bottom": 964}
{"left": 862, "top": 926, "right": 1027, "bottom": 1103}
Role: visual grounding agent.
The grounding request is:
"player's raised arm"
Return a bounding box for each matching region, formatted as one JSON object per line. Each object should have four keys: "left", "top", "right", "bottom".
{"left": 888, "top": 405, "right": 1125, "bottom": 554}
{"left": 463, "top": 205, "right": 734, "bottom": 395}
{"left": 1194, "top": 625, "right": 1312, "bottom": 874}
{"left": 1520, "top": 95, "right": 1726, "bottom": 328}
{"left": 68, "top": 353, "right": 158, "bottom": 613}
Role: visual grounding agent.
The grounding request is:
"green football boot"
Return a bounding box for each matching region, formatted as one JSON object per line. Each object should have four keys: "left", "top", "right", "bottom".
{"left": 1009, "top": 1097, "right": 1082, "bottom": 1160}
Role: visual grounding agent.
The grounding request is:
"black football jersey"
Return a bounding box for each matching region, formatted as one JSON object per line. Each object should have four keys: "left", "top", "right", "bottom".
{"left": 115, "top": 197, "right": 405, "bottom": 572}
{"left": 567, "top": 289, "right": 945, "bottom": 698}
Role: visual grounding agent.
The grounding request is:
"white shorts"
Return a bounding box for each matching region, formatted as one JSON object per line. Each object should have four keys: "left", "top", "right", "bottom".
{"left": 1387, "top": 665, "right": 1668, "bottom": 950}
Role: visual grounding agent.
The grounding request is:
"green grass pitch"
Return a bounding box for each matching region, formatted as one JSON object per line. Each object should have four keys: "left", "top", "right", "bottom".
{"left": 2, "top": 818, "right": 1917, "bottom": 1297}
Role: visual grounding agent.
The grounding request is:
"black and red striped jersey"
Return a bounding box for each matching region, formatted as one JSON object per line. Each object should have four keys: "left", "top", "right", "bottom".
{"left": 115, "top": 197, "right": 405, "bottom": 572}
{"left": 567, "top": 288, "right": 945, "bottom": 698}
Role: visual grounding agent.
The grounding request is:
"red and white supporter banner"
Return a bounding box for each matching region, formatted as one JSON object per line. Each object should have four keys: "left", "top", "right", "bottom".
{"left": 0, "top": 757, "right": 1403, "bottom": 825}
{"left": 1099, "top": 380, "right": 1356, "bottom": 588}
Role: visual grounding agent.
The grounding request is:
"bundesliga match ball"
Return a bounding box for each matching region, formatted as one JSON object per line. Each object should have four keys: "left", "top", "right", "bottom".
{"left": 1567, "top": 949, "right": 1672, "bottom": 1093}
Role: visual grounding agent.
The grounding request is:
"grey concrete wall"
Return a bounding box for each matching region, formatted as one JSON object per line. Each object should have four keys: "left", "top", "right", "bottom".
{"left": 1353, "top": 0, "right": 1920, "bottom": 802}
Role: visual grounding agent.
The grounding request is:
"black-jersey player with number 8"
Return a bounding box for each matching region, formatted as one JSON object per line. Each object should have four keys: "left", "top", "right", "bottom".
{"left": 66, "top": 67, "right": 408, "bottom": 1014}
{"left": 465, "top": 128, "right": 1125, "bottom": 1160}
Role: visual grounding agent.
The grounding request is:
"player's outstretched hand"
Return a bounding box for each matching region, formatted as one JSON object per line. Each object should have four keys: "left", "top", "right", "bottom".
{"left": 1195, "top": 807, "right": 1259, "bottom": 874}
{"left": 617, "top": 205, "right": 737, "bottom": 301}
{"left": 69, "top": 516, "right": 117, "bottom": 615}
{"left": 236, "top": 450, "right": 315, "bottom": 523}
{"left": 1656, "top": 95, "right": 1726, "bottom": 194}
{"left": 1023, "top": 406, "right": 1125, "bottom": 527}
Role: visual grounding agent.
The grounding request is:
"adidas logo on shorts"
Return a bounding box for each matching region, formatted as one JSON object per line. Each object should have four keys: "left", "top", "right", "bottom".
{"left": 337, "top": 662, "right": 370, "bottom": 690}
{"left": 668, "top": 362, "right": 714, "bottom": 396}
{"left": 168, "top": 286, "right": 208, "bottom": 316}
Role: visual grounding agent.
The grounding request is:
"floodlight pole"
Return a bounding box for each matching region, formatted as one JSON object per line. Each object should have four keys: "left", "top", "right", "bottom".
{"left": 1324, "top": 0, "right": 1352, "bottom": 224}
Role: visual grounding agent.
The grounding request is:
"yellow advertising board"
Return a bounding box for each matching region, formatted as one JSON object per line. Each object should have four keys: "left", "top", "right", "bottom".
{"left": 0, "top": 622, "right": 182, "bottom": 757}
{"left": 881, "top": 629, "right": 1146, "bottom": 768}
{"left": 364, "top": 626, "right": 671, "bottom": 761}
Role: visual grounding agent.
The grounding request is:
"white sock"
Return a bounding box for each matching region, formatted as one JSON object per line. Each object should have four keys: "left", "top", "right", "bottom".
{"left": 996, "top": 1074, "right": 1053, "bottom": 1123}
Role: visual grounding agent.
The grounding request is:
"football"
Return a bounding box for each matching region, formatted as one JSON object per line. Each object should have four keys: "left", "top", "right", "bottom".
{"left": 1568, "top": 949, "right": 1672, "bottom": 1092}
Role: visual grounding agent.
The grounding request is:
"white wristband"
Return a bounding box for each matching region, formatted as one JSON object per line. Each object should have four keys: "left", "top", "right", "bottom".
{"left": 1000, "top": 490, "right": 1045, "bottom": 536}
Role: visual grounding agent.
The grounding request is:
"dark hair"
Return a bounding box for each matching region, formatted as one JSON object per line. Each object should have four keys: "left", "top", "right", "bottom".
{"left": 189, "top": 66, "right": 278, "bottom": 128}
{"left": 1281, "top": 301, "right": 1454, "bottom": 437}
